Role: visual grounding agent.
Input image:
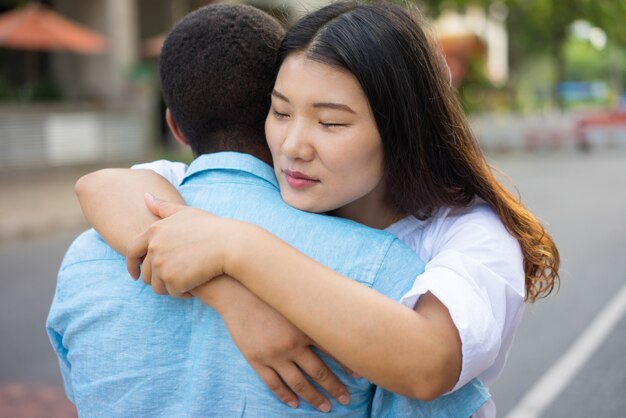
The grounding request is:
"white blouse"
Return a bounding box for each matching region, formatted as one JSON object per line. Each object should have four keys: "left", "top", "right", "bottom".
{"left": 133, "top": 160, "right": 526, "bottom": 418}
{"left": 387, "top": 203, "right": 525, "bottom": 418}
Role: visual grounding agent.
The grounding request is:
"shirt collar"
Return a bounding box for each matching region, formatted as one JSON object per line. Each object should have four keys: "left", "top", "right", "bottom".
{"left": 182, "top": 152, "right": 278, "bottom": 189}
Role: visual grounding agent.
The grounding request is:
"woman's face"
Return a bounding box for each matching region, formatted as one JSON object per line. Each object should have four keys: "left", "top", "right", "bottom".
{"left": 265, "top": 52, "right": 394, "bottom": 226}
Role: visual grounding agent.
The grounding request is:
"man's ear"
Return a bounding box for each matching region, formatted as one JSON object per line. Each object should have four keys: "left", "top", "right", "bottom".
{"left": 165, "top": 108, "right": 189, "bottom": 147}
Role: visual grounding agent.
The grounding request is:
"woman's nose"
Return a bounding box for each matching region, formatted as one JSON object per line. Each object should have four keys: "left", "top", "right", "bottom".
{"left": 281, "top": 123, "right": 315, "bottom": 161}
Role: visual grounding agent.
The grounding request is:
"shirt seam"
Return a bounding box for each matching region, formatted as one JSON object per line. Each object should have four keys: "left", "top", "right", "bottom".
{"left": 370, "top": 237, "right": 398, "bottom": 289}
{"left": 182, "top": 179, "right": 278, "bottom": 192}
{"left": 60, "top": 257, "right": 123, "bottom": 271}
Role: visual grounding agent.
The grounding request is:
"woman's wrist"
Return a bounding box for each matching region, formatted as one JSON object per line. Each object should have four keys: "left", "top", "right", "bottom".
{"left": 222, "top": 220, "right": 267, "bottom": 285}
{"left": 192, "top": 276, "right": 245, "bottom": 316}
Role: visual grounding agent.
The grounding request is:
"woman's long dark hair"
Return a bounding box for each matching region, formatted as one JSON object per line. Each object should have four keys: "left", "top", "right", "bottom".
{"left": 276, "top": 0, "right": 558, "bottom": 302}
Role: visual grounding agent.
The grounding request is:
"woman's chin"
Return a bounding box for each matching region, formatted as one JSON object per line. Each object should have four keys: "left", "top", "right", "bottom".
{"left": 280, "top": 192, "right": 325, "bottom": 214}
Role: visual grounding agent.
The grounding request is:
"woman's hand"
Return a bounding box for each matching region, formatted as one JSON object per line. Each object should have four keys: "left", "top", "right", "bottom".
{"left": 194, "top": 278, "right": 350, "bottom": 412}
{"left": 126, "top": 193, "right": 236, "bottom": 296}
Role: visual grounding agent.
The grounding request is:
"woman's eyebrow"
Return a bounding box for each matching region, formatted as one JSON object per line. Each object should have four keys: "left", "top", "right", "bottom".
{"left": 272, "top": 89, "right": 356, "bottom": 114}
{"left": 271, "top": 90, "right": 289, "bottom": 102}
{"left": 313, "top": 102, "right": 356, "bottom": 114}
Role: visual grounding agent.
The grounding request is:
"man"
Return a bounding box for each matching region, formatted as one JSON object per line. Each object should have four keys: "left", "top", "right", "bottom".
{"left": 47, "top": 4, "right": 486, "bottom": 417}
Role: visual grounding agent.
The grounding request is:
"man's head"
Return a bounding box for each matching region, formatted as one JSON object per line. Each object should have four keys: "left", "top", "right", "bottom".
{"left": 160, "top": 4, "right": 284, "bottom": 161}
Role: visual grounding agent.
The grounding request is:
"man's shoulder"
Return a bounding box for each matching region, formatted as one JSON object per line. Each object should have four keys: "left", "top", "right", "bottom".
{"left": 184, "top": 177, "right": 399, "bottom": 245}
{"left": 60, "top": 229, "right": 122, "bottom": 270}
{"left": 182, "top": 177, "right": 422, "bottom": 290}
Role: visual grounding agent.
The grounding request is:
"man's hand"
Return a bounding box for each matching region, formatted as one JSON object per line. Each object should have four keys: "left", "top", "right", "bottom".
{"left": 126, "top": 194, "right": 233, "bottom": 297}
{"left": 195, "top": 279, "right": 350, "bottom": 412}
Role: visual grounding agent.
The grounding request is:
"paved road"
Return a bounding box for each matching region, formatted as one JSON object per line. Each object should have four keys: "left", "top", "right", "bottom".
{"left": 0, "top": 229, "right": 81, "bottom": 417}
{"left": 488, "top": 150, "right": 626, "bottom": 417}
{"left": 1, "top": 150, "right": 625, "bottom": 416}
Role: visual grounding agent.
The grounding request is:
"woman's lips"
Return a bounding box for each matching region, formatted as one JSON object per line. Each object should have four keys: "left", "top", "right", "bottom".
{"left": 284, "top": 169, "right": 319, "bottom": 189}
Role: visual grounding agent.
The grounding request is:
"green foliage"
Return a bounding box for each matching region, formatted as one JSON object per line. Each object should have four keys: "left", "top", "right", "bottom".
{"left": 154, "top": 145, "right": 193, "bottom": 165}
{"left": 513, "top": 56, "right": 556, "bottom": 112}
{"left": 15, "top": 79, "right": 63, "bottom": 102}
{"left": 128, "top": 62, "right": 156, "bottom": 82}
{"left": 565, "top": 40, "right": 607, "bottom": 81}
{"left": 410, "top": 0, "right": 626, "bottom": 109}
{"left": 507, "top": 0, "right": 626, "bottom": 104}
{"left": 0, "top": 75, "right": 13, "bottom": 100}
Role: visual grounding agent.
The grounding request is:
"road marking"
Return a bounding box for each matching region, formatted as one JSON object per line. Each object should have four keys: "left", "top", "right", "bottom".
{"left": 505, "top": 281, "right": 626, "bottom": 418}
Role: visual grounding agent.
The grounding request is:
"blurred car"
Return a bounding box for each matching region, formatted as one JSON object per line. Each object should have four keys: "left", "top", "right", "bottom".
{"left": 575, "top": 109, "right": 626, "bottom": 151}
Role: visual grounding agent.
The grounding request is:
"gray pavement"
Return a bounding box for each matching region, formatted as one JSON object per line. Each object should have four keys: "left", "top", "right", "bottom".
{"left": 0, "top": 229, "right": 81, "bottom": 416}
{"left": 0, "top": 163, "right": 120, "bottom": 416}
{"left": 543, "top": 313, "right": 626, "bottom": 418}
{"left": 0, "top": 165, "right": 91, "bottom": 243}
{"left": 0, "top": 230, "right": 81, "bottom": 385}
{"left": 488, "top": 149, "right": 626, "bottom": 417}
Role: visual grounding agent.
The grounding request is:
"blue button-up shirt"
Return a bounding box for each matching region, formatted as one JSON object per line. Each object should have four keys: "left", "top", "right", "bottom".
{"left": 47, "top": 152, "right": 488, "bottom": 417}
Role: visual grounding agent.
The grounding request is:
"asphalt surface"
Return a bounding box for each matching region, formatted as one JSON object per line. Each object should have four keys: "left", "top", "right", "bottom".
{"left": 489, "top": 150, "right": 626, "bottom": 417}
{"left": 1, "top": 150, "right": 625, "bottom": 417}
{"left": 0, "top": 229, "right": 81, "bottom": 417}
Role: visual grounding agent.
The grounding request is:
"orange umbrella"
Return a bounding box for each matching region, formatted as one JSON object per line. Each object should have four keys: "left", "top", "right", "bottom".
{"left": 0, "top": 3, "right": 107, "bottom": 54}
{"left": 437, "top": 34, "right": 486, "bottom": 85}
{"left": 438, "top": 34, "right": 486, "bottom": 58}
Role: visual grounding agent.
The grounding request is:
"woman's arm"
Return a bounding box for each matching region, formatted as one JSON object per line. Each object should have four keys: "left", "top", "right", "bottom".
{"left": 223, "top": 226, "right": 462, "bottom": 400}
{"left": 193, "top": 276, "right": 348, "bottom": 411}
{"left": 131, "top": 198, "right": 462, "bottom": 401}
{"left": 75, "top": 168, "right": 185, "bottom": 254}
{"left": 75, "top": 168, "right": 348, "bottom": 411}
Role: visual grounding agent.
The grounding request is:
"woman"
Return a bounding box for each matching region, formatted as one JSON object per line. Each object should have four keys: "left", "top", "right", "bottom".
{"left": 78, "top": 2, "right": 559, "bottom": 417}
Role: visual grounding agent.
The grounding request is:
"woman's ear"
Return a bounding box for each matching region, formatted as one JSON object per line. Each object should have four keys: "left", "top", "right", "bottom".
{"left": 165, "top": 108, "right": 189, "bottom": 146}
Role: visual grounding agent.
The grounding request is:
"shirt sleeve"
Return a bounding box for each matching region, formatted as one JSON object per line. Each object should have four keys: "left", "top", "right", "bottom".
{"left": 372, "top": 237, "right": 425, "bottom": 302}
{"left": 398, "top": 209, "right": 525, "bottom": 391}
{"left": 46, "top": 325, "right": 75, "bottom": 403}
{"left": 46, "top": 274, "right": 75, "bottom": 403}
{"left": 131, "top": 160, "right": 188, "bottom": 186}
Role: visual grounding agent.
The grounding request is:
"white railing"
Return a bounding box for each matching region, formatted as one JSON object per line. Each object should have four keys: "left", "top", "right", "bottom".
{"left": 0, "top": 103, "right": 153, "bottom": 168}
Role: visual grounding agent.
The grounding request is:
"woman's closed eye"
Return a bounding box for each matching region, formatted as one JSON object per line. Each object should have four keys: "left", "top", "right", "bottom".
{"left": 319, "top": 121, "right": 349, "bottom": 128}
{"left": 272, "top": 109, "right": 290, "bottom": 119}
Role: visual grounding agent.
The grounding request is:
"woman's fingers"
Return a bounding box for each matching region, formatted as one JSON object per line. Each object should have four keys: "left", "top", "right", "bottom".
{"left": 151, "top": 276, "right": 169, "bottom": 295}
{"left": 313, "top": 344, "right": 360, "bottom": 379}
{"left": 252, "top": 364, "right": 299, "bottom": 409}
{"left": 141, "top": 254, "right": 152, "bottom": 286}
{"left": 295, "top": 349, "right": 350, "bottom": 406}
{"left": 126, "top": 230, "right": 150, "bottom": 280}
{"left": 274, "top": 362, "right": 332, "bottom": 413}
{"left": 144, "top": 193, "right": 185, "bottom": 219}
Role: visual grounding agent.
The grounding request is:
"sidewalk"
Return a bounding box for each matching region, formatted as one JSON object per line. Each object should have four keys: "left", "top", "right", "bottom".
{"left": 0, "top": 164, "right": 113, "bottom": 244}
{"left": 0, "top": 383, "right": 76, "bottom": 418}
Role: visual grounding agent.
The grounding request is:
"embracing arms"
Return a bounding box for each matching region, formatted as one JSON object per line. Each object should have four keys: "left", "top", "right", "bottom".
{"left": 75, "top": 168, "right": 349, "bottom": 411}
{"left": 130, "top": 198, "right": 463, "bottom": 400}
{"left": 77, "top": 168, "right": 463, "bottom": 400}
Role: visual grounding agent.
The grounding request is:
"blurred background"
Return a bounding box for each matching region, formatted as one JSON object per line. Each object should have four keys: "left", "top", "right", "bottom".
{"left": 0, "top": 0, "right": 625, "bottom": 417}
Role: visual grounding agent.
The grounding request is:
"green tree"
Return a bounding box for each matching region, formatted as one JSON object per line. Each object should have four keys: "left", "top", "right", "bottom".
{"left": 505, "top": 0, "right": 626, "bottom": 107}
{"left": 413, "top": 0, "right": 626, "bottom": 108}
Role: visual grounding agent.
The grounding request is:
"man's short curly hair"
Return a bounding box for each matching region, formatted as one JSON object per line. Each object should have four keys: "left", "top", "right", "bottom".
{"left": 159, "top": 4, "right": 285, "bottom": 156}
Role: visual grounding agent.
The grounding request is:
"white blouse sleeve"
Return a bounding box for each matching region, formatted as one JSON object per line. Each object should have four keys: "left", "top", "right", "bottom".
{"left": 398, "top": 204, "right": 525, "bottom": 391}
{"left": 131, "top": 160, "right": 188, "bottom": 186}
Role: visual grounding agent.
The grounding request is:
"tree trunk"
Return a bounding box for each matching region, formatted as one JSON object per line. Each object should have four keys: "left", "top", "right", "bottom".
{"left": 551, "top": 27, "right": 568, "bottom": 110}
